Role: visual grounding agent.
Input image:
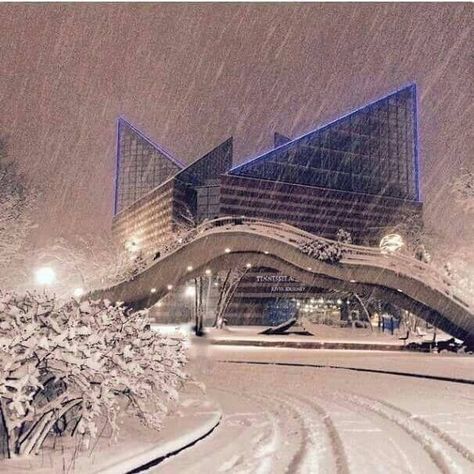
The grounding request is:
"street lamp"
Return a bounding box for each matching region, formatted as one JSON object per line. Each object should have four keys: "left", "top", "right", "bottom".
{"left": 185, "top": 285, "right": 196, "bottom": 298}
{"left": 379, "top": 234, "right": 404, "bottom": 254}
{"left": 35, "top": 267, "right": 56, "bottom": 286}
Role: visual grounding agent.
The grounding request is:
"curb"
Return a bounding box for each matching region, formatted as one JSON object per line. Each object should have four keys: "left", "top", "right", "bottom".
{"left": 98, "top": 410, "right": 222, "bottom": 474}
{"left": 219, "top": 359, "right": 474, "bottom": 386}
{"left": 210, "top": 338, "right": 404, "bottom": 351}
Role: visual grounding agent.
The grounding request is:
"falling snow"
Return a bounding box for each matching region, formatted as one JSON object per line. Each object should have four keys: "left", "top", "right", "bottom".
{"left": 0, "top": 4, "right": 472, "bottom": 252}
{"left": 0, "top": 3, "right": 473, "bottom": 472}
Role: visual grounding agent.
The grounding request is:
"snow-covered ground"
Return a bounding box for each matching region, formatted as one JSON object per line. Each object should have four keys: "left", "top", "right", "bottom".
{"left": 1, "top": 382, "right": 221, "bottom": 474}
{"left": 3, "top": 337, "right": 472, "bottom": 473}
{"left": 206, "top": 324, "right": 431, "bottom": 346}
{"left": 156, "top": 344, "right": 474, "bottom": 473}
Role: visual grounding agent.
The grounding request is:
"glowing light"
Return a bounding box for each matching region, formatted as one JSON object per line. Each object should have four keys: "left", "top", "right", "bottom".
{"left": 151, "top": 288, "right": 157, "bottom": 294}
{"left": 225, "top": 248, "right": 231, "bottom": 253}
{"left": 246, "top": 263, "right": 252, "bottom": 268}
{"left": 187, "top": 265, "right": 193, "bottom": 272}
{"left": 350, "top": 279, "right": 356, "bottom": 283}
{"left": 185, "top": 286, "right": 196, "bottom": 298}
{"left": 156, "top": 301, "right": 162, "bottom": 307}
{"left": 73, "top": 287, "right": 84, "bottom": 298}
{"left": 35, "top": 267, "right": 56, "bottom": 286}
{"left": 264, "top": 251, "right": 269, "bottom": 255}
{"left": 125, "top": 238, "right": 140, "bottom": 253}
{"left": 307, "top": 267, "right": 312, "bottom": 271}
{"left": 167, "top": 284, "right": 173, "bottom": 291}
{"left": 205, "top": 269, "right": 212, "bottom": 276}
{"left": 380, "top": 234, "right": 404, "bottom": 253}
{"left": 337, "top": 299, "right": 342, "bottom": 305}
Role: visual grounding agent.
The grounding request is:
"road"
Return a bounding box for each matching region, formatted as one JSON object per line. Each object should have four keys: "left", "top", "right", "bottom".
{"left": 156, "top": 345, "right": 474, "bottom": 474}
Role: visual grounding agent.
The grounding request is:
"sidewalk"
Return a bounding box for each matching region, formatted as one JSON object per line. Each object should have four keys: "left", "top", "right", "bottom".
{"left": 2, "top": 383, "right": 222, "bottom": 474}
{"left": 207, "top": 325, "right": 444, "bottom": 352}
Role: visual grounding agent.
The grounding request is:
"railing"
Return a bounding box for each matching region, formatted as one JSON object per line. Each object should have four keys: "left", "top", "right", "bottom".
{"left": 196, "top": 217, "right": 473, "bottom": 312}
{"left": 105, "top": 216, "right": 473, "bottom": 314}
{"left": 242, "top": 219, "right": 473, "bottom": 311}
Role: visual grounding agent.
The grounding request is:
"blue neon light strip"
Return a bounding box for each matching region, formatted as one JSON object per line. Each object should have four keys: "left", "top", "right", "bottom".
{"left": 117, "top": 116, "right": 186, "bottom": 169}
{"left": 113, "top": 117, "right": 187, "bottom": 215}
{"left": 113, "top": 118, "right": 121, "bottom": 215}
{"left": 412, "top": 84, "right": 422, "bottom": 202}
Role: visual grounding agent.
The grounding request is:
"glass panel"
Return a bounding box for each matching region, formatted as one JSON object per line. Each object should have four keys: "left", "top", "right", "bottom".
{"left": 230, "top": 86, "right": 418, "bottom": 201}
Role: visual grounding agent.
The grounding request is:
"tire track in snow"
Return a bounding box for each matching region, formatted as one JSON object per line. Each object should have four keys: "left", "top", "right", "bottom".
{"left": 282, "top": 392, "right": 351, "bottom": 474}
{"left": 315, "top": 391, "right": 422, "bottom": 474}
{"left": 239, "top": 390, "right": 313, "bottom": 474}
{"left": 366, "top": 396, "right": 474, "bottom": 464}
{"left": 157, "top": 386, "right": 282, "bottom": 474}
{"left": 260, "top": 391, "right": 329, "bottom": 474}
{"left": 338, "top": 392, "right": 468, "bottom": 474}
{"left": 212, "top": 387, "right": 282, "bottom": 474}
{"left": 210, "top": 387, "right": 307, "bottom": 474}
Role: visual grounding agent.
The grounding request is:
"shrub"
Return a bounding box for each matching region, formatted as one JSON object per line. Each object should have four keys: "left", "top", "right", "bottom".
{"left": 298, "top": 238, "right": 343, "bottom": 263}
{"left": 0, "top": 292, "right": 187, "bottom": 458}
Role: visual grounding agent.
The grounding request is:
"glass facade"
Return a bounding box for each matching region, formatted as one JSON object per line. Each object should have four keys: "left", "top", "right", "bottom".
{"left": 112, "top": 86, "right": 424, "bottom": 326}
{"left": 112, "top": 133, "right": 233, "bottom": 256}
{"left": 114, "top": 118, "right": 183, "bottom": 214}
{"left": 229, "top": 85, "right": 420, "bottom": 201}
{"left": 196, "top": 183, "right": 221, "bottom": 221}
{"left": 175, "top": 137, "right": 233, "bottom": 222}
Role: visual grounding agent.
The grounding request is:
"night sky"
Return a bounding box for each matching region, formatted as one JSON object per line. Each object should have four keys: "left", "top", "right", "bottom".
{"left": 0, "top": 3, "right": 472, "bottom": 247}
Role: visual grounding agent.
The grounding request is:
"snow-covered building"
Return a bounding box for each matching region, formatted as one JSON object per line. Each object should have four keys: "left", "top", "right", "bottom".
{"left": 112, "top": 85, "right": 423, "bottom": 324}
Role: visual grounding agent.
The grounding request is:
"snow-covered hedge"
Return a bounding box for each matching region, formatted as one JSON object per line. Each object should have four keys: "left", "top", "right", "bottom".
{"left": 298, "top": 238, "right": 343, "bottom": 263}
{"left": 0, "top": 292, "right": 187, "bottom": 458}
{"left": 336, "top": 228, "right": 352, "bottom": 245}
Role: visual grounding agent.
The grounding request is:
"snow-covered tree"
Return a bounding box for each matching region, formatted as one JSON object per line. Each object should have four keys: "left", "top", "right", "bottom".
{"left": 0, "top": 136, "right": 38, "bottom": 284}
{"left": 336, "top": 228, "right": 352, "bottom": 245}
{"left": 438, "top": 251, "right": 474, "bottom": 302}
{"left": 0, "top": 292, "right": 187, "bottom": 458}
{"left": 213, "top": 268, "right": 248, "bottom": 329}
{"left": 414, "top": 243, "right": 431, "bottom": 264}
{"left": 451, "top": 167, "right": 474, "bottom": 213}
{"left": 15, "top": 234, "right": 150, "bottom": 297}
{"left": 173, "top": 199, "right": 196, "bottom": 232}
{"left": 298, "top": 238, "right": 343, "bottom": 263}
{"left": 384, "top": 208, "right": 428, "bottom": 253}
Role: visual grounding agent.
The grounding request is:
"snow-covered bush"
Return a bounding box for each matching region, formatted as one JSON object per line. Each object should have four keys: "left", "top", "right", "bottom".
{"left": 451, "top": 167, "right": 474, "bottom": 213}
{"left": 336, "top": 228, "right": 352, "bottom": 245}
{"left": 0, "top": 136, "right": 39, "bottom": 286}
{"left": 0, "top": 292, "right": 187, "bottom": 458}
{"left": 298, "top": 238, "right": 343, "bottom": 263}
{"left": 414, "top": 244, "right": 431, "bottom": 264}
